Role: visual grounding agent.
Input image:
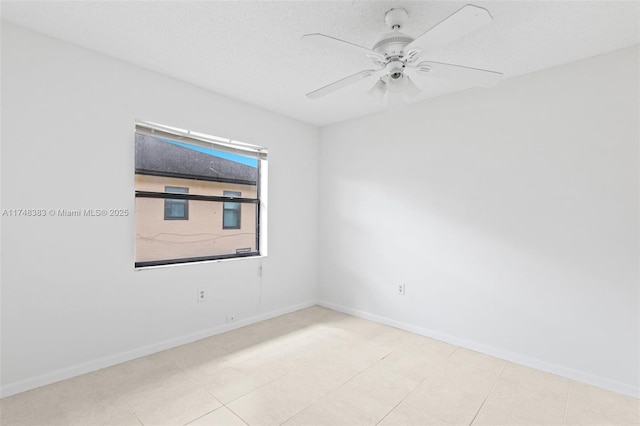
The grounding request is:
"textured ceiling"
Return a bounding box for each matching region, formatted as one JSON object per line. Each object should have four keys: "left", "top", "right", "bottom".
{"left": 1, "top": 1, "right": 638, "bottom": 126}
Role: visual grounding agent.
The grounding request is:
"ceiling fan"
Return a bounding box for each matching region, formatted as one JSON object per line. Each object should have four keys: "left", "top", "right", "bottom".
{"left": 303, "top": 4, "right": 502, "bottom": 103}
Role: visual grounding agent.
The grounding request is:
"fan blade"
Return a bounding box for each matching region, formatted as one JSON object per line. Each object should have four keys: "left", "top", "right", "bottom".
{"left": 302, "top": 33, "right": 385, "bottom": 61}
{"left": 306, "top": 69, "right": 383, "bottom": 99}
{"left": 405, "top": 5, "right": 493, "bottom": 51}
{"left": 412, "top": 61, "right": 502, "bottom": 88}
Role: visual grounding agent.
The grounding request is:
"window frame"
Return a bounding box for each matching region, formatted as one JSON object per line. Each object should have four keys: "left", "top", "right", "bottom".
{"left": 164, "top": 186, "right": 189, "bottom": 220}
{"left": 134, "top": 120, "right": 267, "bottom": 269}
{"left": 222, "top": 190, "right": 242, "bottom": 230}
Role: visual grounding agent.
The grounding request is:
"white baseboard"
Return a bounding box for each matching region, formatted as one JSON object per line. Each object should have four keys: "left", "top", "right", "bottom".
{"left": 3, "top": 299, "right": 637, "bottom": 399}
{"left": 317, "top": 300, "right": 639, "bottom": 398}
{"left": 0, "top": 300, "right": 316, "bottom": 398}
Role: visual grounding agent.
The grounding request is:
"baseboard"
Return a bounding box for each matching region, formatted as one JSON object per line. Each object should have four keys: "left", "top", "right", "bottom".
{"left": 317, "top": 300, "right": 639, "bottom": 398}
{"left": 0, "top": 300, "right": 316, "bottom": 398}
{"left": 4, "top": 299, "right": 637, "bottom": 399}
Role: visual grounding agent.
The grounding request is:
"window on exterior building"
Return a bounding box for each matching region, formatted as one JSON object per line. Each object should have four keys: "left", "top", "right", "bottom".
{"left": 164, "top": 186, "right": 189, "bottom": 220}
{"left": 223, "top": 190, "right": 241, "bottom": 229}
{"left": 134, "top": 121, "right": 268, "bottom": 268}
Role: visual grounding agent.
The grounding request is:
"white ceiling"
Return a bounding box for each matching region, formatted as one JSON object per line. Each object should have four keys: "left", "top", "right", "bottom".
{"left": 1, "top": 1, "right": 638, "bottom": 126}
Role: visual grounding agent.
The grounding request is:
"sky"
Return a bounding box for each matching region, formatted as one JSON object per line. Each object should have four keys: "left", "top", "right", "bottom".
{"left": 161, "top": 138, "right": 258, "bottom": 168}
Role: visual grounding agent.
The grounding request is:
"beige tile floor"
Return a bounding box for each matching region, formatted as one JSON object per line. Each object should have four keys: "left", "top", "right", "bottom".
{"left": 1, "top": 306, "right": 638, "bottom": 426}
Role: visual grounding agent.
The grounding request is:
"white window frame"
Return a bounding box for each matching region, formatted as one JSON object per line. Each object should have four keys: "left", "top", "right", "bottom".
{"left": 134, "top": 120, "right": 268, "bottom": 268}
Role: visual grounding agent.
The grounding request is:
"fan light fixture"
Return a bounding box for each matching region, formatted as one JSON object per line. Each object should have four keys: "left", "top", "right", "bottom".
{"left": 367, "top": 79, "right": 387, "bottom": 101}
{"left": 367, "top": 74, "right": 421, "bottom": 105}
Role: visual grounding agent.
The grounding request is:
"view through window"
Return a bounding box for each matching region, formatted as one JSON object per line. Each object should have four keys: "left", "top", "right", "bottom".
{"left": 134, "top": 122, "right": 267, "bottom": 267}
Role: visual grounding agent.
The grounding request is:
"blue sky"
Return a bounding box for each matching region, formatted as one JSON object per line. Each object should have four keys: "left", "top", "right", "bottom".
{"left": 160, "top": 138, "right": 258, "bottom": 168}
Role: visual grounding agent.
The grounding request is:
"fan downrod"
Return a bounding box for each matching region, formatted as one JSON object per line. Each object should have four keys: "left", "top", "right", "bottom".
{"left": 384, "top": 8, "right": 409, "bottom": 31}
{"left": 374, "top": 9, "right": 414, "bottom": 59}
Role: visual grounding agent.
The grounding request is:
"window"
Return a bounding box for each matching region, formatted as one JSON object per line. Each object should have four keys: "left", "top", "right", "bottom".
{"left": 164, "top": 186, "right": 189, "bottom": 220}
{"left": 134, "top": 121, "right": 267, "bottom": 268}
{"left": 223, "top": 191, "right": 241, "bottom": 229}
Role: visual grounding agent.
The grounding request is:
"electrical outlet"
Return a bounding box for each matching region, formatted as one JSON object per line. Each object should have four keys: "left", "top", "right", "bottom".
{"left": 398, "top": 283, "right": 405, "bottom": 295}
{"left": 198, "top": 289, "right": 206, "bottom": 302}
{"left": 226, "top": 315, "right": 237, "bottom": 323}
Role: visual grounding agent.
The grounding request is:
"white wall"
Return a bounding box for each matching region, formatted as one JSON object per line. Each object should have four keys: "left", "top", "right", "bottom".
{"left": 2, "top": 21, "right": 637, "bottom": 400}
{"left": 0, "top": 23, "right": 319, "bottom": 396}
{"left": 318, "top": 46, "right": 639, "bottom": 396}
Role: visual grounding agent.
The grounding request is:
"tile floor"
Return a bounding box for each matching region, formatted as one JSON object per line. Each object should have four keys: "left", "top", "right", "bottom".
{"left": 1, "top": 306, "right": 638, "bottom": 426}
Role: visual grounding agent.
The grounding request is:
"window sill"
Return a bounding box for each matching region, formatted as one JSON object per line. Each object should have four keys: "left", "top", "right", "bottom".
{"left": 135, "top": 254, "right": 267, "bottom": 271}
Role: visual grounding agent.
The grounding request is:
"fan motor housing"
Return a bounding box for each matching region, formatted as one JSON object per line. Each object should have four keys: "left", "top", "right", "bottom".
{"left": 373, "top": 32, "right": 414, "bottom": 58}
{"left": 386, "top": 60, "right": 405, "bottom": 78}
